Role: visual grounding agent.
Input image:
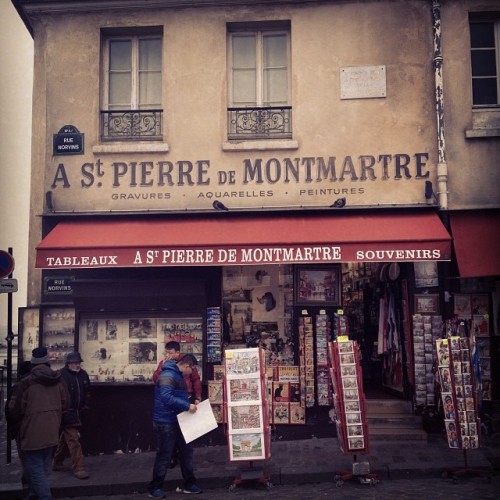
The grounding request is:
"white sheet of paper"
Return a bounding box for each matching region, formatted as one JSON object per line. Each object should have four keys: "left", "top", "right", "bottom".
{"left": 177, "top": 399, "right": 218, "bottom": 444}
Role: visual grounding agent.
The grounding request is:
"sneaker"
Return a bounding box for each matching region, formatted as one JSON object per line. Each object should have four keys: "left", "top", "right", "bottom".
{"left": 74, "top": 469, "right": 90, "bottom": 480}
{"left": 180, "top": 484, "right": 202, "bottom": 494}
{"left": 148, "top": 489, "right": 166, "bottom": 498}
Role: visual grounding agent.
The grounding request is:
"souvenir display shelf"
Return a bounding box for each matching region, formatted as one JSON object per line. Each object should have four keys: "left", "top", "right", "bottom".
{"left": 436, "top": 337, "right": 480, "bottom": 451}
{"left": 412, "top": 314, "right": 442, "bottom": 407}
{"left": 298, "top": 316, "right": 315, "bottom": 407}
{"left": 316, "top": 313, "right": 332, "bottom": 407}
{"left": 329, "top": 338, "right": 369, "bottom": 455}
{"left": 436, "top": 336, "right": 490, "bottom": 480}
{"left": 452, "top": 293, "right": 492, "bottom": 400}
{"left": 206, "top": 307, "right": 222, "bottom": 363}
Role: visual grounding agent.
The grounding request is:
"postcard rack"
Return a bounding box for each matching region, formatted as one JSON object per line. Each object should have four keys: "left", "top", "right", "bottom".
{"left": 329, "top": 338, "right": 378, "bottom": 487}
{"left": 223, "top": 347, "right": 272, "bottom": 491}
{"left": 436, "top": 336, "right": 490, "bottom": 481}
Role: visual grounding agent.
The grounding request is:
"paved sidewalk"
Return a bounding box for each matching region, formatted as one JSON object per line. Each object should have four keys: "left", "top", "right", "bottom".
{"left": 1, "top": 421, "right": 500, "bottom": 499}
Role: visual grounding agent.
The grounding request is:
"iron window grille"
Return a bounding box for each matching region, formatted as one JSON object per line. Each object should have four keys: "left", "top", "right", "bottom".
{"left": 227, "top": 106, "right": 292, "bottom": 140}
{"left": 100, "top": 109, "right": 163, "bottom": 141}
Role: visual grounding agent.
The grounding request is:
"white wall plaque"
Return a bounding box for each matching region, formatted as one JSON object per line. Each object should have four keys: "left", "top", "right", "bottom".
{"left": 340, "top": 65, "right": 386, "bottom": 99}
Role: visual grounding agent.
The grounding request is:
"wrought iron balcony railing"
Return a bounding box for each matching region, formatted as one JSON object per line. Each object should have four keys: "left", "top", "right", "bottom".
{"left": 228, "top": 106, "right": 292, "bottom": 140}
{"left": 101, "top": 109, "right": 163, "bottom": 140}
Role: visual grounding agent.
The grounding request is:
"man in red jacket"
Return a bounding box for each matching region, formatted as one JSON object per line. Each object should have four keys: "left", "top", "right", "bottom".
{"left": 153, "top": 341, "right": 201, "bottom": 403}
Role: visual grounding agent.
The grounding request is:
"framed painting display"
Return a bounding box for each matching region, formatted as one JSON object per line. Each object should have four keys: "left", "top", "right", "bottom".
{"left": 295, "top": 265, "right": 341, "bottom": 306}
{"left": 228, "top": 378, "right": 262, "bottom": 403}
{"left": 414, "top": 294, "right": 440, "bottom": 315}
{"left": 229, "top": 432, "right": 266, "bottom": 461}
{"left": 454, "top": 294, "right": 471, "bottom": 317}
{"left": 413, "top": 262, "right": 439, "bottom": 288}
{"left": 229, "top": 405, "right": 263, "bottom": 432}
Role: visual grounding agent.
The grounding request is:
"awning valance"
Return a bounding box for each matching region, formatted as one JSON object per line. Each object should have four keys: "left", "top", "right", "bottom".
{"left": 449, "top": 212, "right": 500, "bottom": 278}
{"left": 36, "top": 212, "right": 451, "bottom": 269}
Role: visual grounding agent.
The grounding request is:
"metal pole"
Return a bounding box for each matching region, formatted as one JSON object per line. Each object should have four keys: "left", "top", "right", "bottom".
{"left": 6, "top": 247, "right": 14, "bottom": 464}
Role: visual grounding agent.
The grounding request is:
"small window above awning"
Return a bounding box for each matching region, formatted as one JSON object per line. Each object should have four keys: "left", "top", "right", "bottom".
{"left": 449, "top": 212, "right": 500, "bottom": 278}
{"left": 36, "top": 212, "right": 451, "bottom": 269}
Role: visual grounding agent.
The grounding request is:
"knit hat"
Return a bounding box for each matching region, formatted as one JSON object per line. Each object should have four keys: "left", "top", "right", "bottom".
{"left": 31, "top": 347, "right": 49, "bottom": 365}
{"left": 66, "top": 352, "right": 83, "bottom": 363}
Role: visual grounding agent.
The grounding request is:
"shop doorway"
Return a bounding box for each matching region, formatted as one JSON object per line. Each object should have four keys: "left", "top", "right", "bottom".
{"left": 342, "top": 264, "right": 409, "bottom": 401}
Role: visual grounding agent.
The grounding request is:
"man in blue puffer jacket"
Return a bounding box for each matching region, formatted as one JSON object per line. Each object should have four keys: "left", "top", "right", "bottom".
{"left": 148, "top": 354, "right": 202, "bottom": 498}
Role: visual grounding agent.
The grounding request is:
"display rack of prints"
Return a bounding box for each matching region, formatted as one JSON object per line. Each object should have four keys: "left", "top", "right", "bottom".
{"left": 224, "top": 347, "right": 271, "bottom": 461}
{"left": 77, "top": 315, "right": 203, "bottom": 383}
{"left": 328, "top": 338, "right": 369, "bottom": 455}
{"left": 412, "top": 314, "right": 442, "bottom": 407}
{"left": 206, "top": 307, "right": 222, "bottom": 363}
{"left": 298, "top": 316, "right": 315, "bottom": 407}
{"left": 316, "top": 313, "right": 331, "bottom": 406}
{"left": 436, "top": 337, "right": 481, "bottom": 450}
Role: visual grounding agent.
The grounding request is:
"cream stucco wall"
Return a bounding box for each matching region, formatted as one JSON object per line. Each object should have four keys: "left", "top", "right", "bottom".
{"left": 18, "top": 0, "right": 500, "bottom": 304}
{"left": 29, "top": 2, "right": 438, "bottom": 216}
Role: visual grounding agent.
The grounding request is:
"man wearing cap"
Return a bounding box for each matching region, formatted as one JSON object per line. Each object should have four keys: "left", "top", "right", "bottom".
{"left": 52, "top": 352, "right": 91, "bottom": 479}
{"left": 148, "top": 353, "right": 202, "bottom": 498}
{"left": 8, "top": 347, "right": 69, "bottom": 500}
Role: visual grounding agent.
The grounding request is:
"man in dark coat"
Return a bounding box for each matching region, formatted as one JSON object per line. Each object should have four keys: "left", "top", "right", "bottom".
{"left": 8, "top": 347, "right": 68, "bottom": 500}
{"left": 4, "top": 360, "right": 32, "bottom": 486}
{"left": 52, "top": 352, "right": 91, "bottom": 479}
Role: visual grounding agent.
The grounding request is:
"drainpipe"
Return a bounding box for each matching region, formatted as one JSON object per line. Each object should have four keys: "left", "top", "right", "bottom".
{"left": 432, "top": 0, "right": 449, "bottom": 210}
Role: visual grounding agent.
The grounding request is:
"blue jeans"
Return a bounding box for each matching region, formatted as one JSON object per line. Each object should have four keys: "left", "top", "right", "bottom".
{"left": 23, "top": 447, "right": 54, "bottom": 500}
{"left": 148, "top": 422, "right": 196, "bottom": 492}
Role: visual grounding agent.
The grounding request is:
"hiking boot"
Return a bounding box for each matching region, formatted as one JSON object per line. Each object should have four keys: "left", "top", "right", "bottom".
{"left": 74, "top": 469, "right": 90, "bottom": 479}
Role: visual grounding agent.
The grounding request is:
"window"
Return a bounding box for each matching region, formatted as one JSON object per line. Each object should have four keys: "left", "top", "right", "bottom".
{"left": 227, "top": 23, "right": 291, "bottom": 140}
{"left": 470, "top": 19, "right": 499, "bottom": 106}
{"left": 101, "top": 29, "right": 163, "bottom": 140}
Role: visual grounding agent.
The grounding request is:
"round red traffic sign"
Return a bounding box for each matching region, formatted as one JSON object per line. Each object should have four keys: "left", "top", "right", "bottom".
{"left": 0, "top": 250, "right": 15, "bottom": 278}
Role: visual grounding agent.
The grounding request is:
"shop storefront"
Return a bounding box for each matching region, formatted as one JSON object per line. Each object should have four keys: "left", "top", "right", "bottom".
{"left": 17, "top": 210, "right": 453, "bottom": 453}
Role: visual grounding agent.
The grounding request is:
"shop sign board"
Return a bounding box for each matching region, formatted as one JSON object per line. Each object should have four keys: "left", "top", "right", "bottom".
{"left": 53, "top": 125, "right": 84, "bottom": 155}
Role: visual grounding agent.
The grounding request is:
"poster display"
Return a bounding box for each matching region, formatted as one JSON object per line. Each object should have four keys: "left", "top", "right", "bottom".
{"left": 329, "top": 338, "right": 369, "bottom": 454}
{"left": 224, "top": 347, "right": 271, "bottom": 461}
{"left": 78, "top": 315, "right": 203, "bottom": 382}
{"left": 436, "top": 337, "right": 481, "bottom": 450}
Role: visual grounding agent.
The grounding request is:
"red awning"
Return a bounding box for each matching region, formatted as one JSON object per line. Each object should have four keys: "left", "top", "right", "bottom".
{"left": 449, "top": 212, "right": 500, "bottom": 278}
{"left": 36, "top": 213, "right": 451, "bottom": 269}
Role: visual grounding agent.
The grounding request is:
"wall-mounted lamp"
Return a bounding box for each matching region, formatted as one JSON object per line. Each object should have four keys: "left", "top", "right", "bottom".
{"left": 425, "top": 181, "right": 438, "bottom": 205}
{"left": 330, "top": 197, "right": 346, "bottom": 208}
{"left": 45, "top": 191, "right": 54, "bottom": 211}
{"left": 212, "top": 200, "right": 229, "bottom": 211}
